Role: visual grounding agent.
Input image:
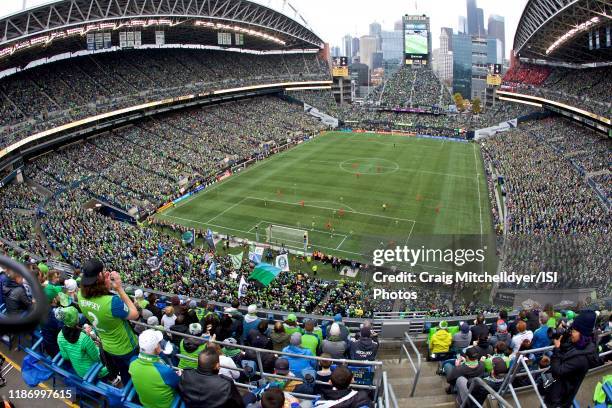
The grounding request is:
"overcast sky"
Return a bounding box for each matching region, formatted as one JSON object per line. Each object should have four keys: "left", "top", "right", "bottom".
{"left": 0, "top": 0, "right": 527, "bottom": 56}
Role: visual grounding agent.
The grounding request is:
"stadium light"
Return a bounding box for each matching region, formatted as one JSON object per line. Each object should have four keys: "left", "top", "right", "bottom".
{"left": 194, "top": 21, "right": 286, "bottom": 45}
{"left": 546, "top": 16, "right": 601, "bottom": 55}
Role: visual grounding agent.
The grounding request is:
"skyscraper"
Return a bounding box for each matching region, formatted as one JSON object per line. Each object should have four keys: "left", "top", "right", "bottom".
{"left": 488, "top": 15, "right": 506, "bottom": 60}
{"left": 476, "top": 8, "right": 486, "bottom": 36}
{"left": 352, "top": 37, "right": 360, "bottom": 59}
{"left": 452, "top": 34, "right": 502, "bottom": 100}
{"left": 458, "top": 16, "right": 467, "bottom": 34}
{"left": 359, "top": 35, "right": 379, "bottom": 70}
{"left": 394, "top": 20, "right": 404, "bottom": 31}
{"left": 441, "top": 27, "right": 453, "bottom": 51}
{"left": 466, "top": 0, "right": 478, "bottom": 35}
{"left": 369, "top": 22, "right": 382, "bottom": 51}
{"left": 342, "top": 35, "right": 353, "bottom": 58}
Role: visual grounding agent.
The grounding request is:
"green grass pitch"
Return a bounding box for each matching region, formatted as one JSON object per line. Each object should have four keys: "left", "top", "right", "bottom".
{"left": 155, "top": 132, "right": 493, "bottom": 264}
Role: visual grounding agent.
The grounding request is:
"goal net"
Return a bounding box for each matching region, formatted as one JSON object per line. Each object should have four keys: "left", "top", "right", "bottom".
{"left": 266, "top": 224, "right": 308, "bottom": 249}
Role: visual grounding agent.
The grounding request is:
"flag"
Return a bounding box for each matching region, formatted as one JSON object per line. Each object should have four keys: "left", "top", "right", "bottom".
{"left": 182, "top": 276, "right": 190, "bottom": 285}
{"left": 146, "top": 256, "right": 162, "bottom": 272}
{"left": 249, "top": 263, "right": 282, "bottom": 286}
{"left": 182, "top": 230, "right": 194, "bottom": 246}
{"left": 238, "top": 276, "right": 248, "bottom": 298}
{"left": 208, "top": 261, "right": 217, "bottom": 280}
{"left": 230, "top": 252, "right": 243, "bottom": 270}
{"left": 157, "top": 242, "right": 165, "bottom": 257}
{"left": 275, "top": 254, "right": 290, "bottom": 272}
{"left": 248, "top": 245, "right": 264, "bottom": 264}
{"left": 205, "top": 229, "right": 215, "bottom": 249}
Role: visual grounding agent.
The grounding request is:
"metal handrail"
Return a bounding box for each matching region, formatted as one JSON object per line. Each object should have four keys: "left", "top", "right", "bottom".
{"left": 398, "top": 331, "right": 422, "bottom": 398}
{"left": 460, "top": 377, "right": 515, "bottom": 408}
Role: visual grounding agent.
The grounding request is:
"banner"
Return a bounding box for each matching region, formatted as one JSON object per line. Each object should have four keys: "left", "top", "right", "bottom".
{"left": 208, "top": 261, "right": 217, "bottom": 280}
{"left": 248, "top": 245, "right": 264, "bottom": 264}
{"left": 146, "top": 256, "right": 162, "bottom": 272}
{"left": 230, "top": 252, "right": 243, "bottom": 270}
{"left": 249, "top": 263, "right": 282, "bottom": 286}
{"left": 205, "top": 229, "right": 215, "bottom": 249}
{"left": 275, "top": 254, "right": 290, "bottom": 272}
{"left": 238, "top": 276, "right": 248, "bottom": 298}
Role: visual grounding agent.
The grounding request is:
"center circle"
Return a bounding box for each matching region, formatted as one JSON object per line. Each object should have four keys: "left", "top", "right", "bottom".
{"left": 339, "top": 158, "right": 399, "bottom": 175}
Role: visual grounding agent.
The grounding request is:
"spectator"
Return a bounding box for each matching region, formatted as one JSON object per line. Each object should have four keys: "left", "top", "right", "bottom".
{"left": 483, "top": 342, "right": 510, "bottom": 374}
{"left": 243, "top": 305, "right": 261, "bottom": 343}
{"left": 260, "top": 388, "right": 284, "bottom": 408}
{"left": 489, "top": 323, "right": 511, "bottom": 349}
{"left": 322, "top": 323, "right": 347, "bottom": 359}
{"left": 452, "top": 322, "right": 472, "bottom": 352}
{"left": 270, "top": 321, "right": 290, "bottom": 351}
{"left": 459, "top": 357, "right": 509, "bottom": 407}
{"left": 318, "top": 366, "right": 373, "bottom": 408}
{"left": 282, "top": 333, "right": 316, "bottom": 377}
{"left": 430, "top": 321, "right": 452, "bottom": 359}
{"left": 77, "top": 259, "right": 138, "bottom": 384}
{"left": 133, "top": 289, "right": 149, "bottom": 310}
{"left": 545, "top": 311, "right": 601, "bottom": 407}
{"left": 178, "top": 348, "right": 245, "bottom": 408}
{"left": 128, "top": 329, "right": 180, "bottom": 408}
{"left": 445, "top": 347, "right": 485, "bottom": 392}
{"left": 472, "top": 334, "right": 494, "bottom": 360}
{"left": 41, "top": 291, "right": 63, "bottom": 357}
{"left": 316, "top": 353, "right": 333, "bottom": 392}
{"left": 510, "top": 321, "right": 534, "bottom": 353}
{"left": 161, "top": 306, "right": 178, "bottom": 331}
{"left": 283, "top": 314, "right": 301, "bottom": 336}
{"left": 246, "top": 320, "right": 272, "bottom": 350}
{"left": 349, "top": 327, "right": 379, "bottom": 362}
{"left": 56, "top": 306, "right": 109, "bottom": 379}
{"left": 301, "top": 320, "right": 321, "bottom": 356}
{"left": 178, "top": 323, "right": 207, "bottom": 369}
{"left": 531, "top": 312, "right": 552, "bottom": 350}
{"left": 208, "top": 343, "right": 240, "bottom": 381}
{"left": 470, "top": 314, "right": 489, "bottom": 340}
{"left": 2, "top": 271, "right": 32, "bottom": 315}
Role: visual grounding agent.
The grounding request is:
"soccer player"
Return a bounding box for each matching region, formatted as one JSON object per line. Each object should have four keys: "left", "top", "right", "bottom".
{"left": 382, "top": 203, "right": 387, "bottom": 211}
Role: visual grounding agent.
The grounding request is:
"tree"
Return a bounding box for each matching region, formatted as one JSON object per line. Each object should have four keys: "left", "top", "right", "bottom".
{"left": 472, "top": 97, "right": 482, "bottom": 114}
{"left": 453, "top": 93, "right": 465, "bottom": 112}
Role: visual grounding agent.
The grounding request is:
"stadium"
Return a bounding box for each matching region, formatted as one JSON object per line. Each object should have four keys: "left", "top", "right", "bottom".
{"left": 0, "top": 0, "right": 609, "bottom": 407}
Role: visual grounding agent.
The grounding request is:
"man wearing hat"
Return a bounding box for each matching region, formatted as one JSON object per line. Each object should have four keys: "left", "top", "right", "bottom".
{"left": 57, "top": 306, "right": 109, "bottom": 379}
{"left": 452, "top": 322, "right": 473, "bottom": 352}
{"left": 133, "top": 289, "right": 149, "bottom": 310}
{"left": 63, "top": 278, "right": 80, "bottom": 311}
{"left": 545, "top": 310, "right": 600, "bottom": 407}
{"left": 129, "top": 329, "right": 180, "bottom": 408}
{"left": 242, "top": 305, "right": 261, "bottom": 343}
{"left": 458, "top": 357, "right": 509, "bottom": 406}
{"left": 430, "top": 321, "right": 452, "bottom": 359}
{"left": 178, "top": 323, "right": 208, "bottom": 369}
{"left": 283, "top": 314, "right": 301, "bottom": 336}
{"left": 77, "top": 259, "right": 139, "bottom": 384}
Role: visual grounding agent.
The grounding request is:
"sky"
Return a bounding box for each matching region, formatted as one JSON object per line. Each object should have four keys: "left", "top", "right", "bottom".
{"left": 0, "top": 0, "right": 528, "bottom": 57}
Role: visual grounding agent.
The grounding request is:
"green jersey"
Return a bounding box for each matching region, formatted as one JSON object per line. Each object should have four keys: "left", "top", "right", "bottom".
{"left": 129, "top": 353, "right": 179, "bottom": 408}
{"left": 178, "top": 339, "right": 207, "bottom": 369}
{"left": 77, "top": 291, "right": 137, "bottom": 356}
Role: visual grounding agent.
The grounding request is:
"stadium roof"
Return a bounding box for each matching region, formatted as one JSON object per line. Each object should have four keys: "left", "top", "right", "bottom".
{"left": 0, "top": 0, "right": 324, "bottom": 69}
{"left": 514, "top": 0, "right": 612, "bottom": 63}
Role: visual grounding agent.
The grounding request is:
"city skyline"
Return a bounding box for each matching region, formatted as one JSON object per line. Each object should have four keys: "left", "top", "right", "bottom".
{"left": 0, "top": 0, "right": 527, "bottom": 58}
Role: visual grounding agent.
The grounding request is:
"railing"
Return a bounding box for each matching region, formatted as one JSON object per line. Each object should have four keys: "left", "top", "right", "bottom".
{"left": 379, "top": 371, "right": 399, "bottom": 408}
{"left": 460, "top": 377, "right": 515, "bottom": 408}
{"left": 398, "top": 332, "right": 421, "bottom": 398}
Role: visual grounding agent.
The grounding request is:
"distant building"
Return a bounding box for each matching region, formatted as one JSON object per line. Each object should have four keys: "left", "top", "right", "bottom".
{"left": 394, "top": 20, "right": 404, "bottom": 31}
{"left": 372, "top": 52, "right": 383, "bottom": 70}
{"left": 381, "top": 30, "right": 403, "bottom": 62}
{"left": 342, "top": 35, "right": 353, "bottom": 59}
{"left": 437, "top": 28, "right": 453, "bottom": 83}
{"left": 350, "top": 62, "right": 370, "bottom": 87}
{"left": 351, "top": 37, "right": 360, "bottom": 60}
{"left": 441, "top": 27, "right": 453, "bottom": 51}
{"left": 359, "top": 35, "right": 379, "bottom": 70}
{"left": 331, "top": 46, "right": 341, "bottom": 58}
{"left": 476, "top": 8, "right": 486, "bottom": 36}
{"left": 488, "top": 15, "right": 506, "bottom": 60}
{"left": 458, "top": 16, "right": 467, "bottom": 34}
{"left": 452, "top": 34, "right": 502, "bottom": 101}
{"left": 466, "top": 0, "right": 478, "bottom": 35}
{"left": 369, "top": 22, "right": 382, "bottom": 51}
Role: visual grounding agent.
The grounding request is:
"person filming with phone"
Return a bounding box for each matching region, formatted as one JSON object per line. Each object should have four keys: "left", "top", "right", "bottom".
{"left": 77, "top": 258, "right": 139, "bottom": 386}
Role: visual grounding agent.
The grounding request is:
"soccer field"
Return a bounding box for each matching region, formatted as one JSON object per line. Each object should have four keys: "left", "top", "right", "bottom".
{"left": 156, "top": 132, "right": 493, "bottom": 264}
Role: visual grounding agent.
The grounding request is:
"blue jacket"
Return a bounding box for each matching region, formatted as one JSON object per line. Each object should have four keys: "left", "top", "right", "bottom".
{"left": 282, "top": 345, "right": 316, "bottom": 377}
{"left": 531, "top": 325, "right": 551, "bottom": 350}
{"left": 242, "top": 316, "right": 261, "bottom": 341}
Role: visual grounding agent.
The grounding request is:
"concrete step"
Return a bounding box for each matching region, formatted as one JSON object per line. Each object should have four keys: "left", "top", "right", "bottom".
{"left": 383, "top": 359, "right": 441, "bottom": 378}
{"left": 395, "top": 394, "right": 456, "bottom": 408}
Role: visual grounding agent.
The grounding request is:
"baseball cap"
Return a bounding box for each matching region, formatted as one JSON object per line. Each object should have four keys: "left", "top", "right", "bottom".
{"left": 439, "top": 320, "right": 448, "bottom": 329}
{"left": 247, "top": 304, "right": 257, "bottom": 314}
{"left": 139, "top": 329, "right": 163, "bottom": 354}
{"left": 189, "top": 323, "right": 203, "bottom": 335}
{"left": 56, "top": 306, "right": 78, "bottom": 327}
{"left": 147, "top": 316, "right": 159, "bottom": 326}
{"left": 44, "top": 284, "right": 63, "bottom": 303}
{"left": 64, "top": 278, "right": 78, "bottom": 293}
{"left": 274, "top": 358, "right": 290, "bottom": 375}
{"left": 81, "top": 259, "right": 104, "bottom": 286}
{"left": 286, "top": 313, "right": 297, "bottom": 322}
{"left": 497, "top": 323, "right": 508, "bottom": 333}
{"left": 460, "top": 322, "right": 470, "bottom": 334}
{"left": 134, "top": 289, "right": 144, "bottom": 298}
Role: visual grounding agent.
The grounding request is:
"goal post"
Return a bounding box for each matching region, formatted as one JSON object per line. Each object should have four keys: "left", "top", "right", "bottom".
{"left": 266, "top": 224, "right": 308, "bottom": 250}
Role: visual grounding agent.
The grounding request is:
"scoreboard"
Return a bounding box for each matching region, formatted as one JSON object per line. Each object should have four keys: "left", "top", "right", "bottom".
{"left": 486, "top": 63, "right": 503, "bottom": 86}
{"left": 332, "top": 56, "right": 349, "bottom": 77}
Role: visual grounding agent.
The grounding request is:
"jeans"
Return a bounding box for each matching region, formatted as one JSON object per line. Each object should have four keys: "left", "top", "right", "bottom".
{"left": 105, "top": 347, "right": 139, "bottom": 385}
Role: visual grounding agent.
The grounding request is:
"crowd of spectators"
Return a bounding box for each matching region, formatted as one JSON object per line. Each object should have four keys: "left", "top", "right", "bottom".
{"left": 502, "top": 64, "right": 611, "bottom": 118}
{"left": 365, "top": 65, "right": 452, "bottom": 108}
{"left": 0, "top": 48, "right": 330, "bottom": 150}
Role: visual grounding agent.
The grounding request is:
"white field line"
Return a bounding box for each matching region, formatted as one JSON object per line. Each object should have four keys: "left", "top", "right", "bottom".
{"left": 204, "top": 197, "right": 249, "bottom": 224}
{"left": 473, "top": 144, "right": 484, "bottom": 236}
{"left": 246, "top": 196, "right": 416, "bottom": 223}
